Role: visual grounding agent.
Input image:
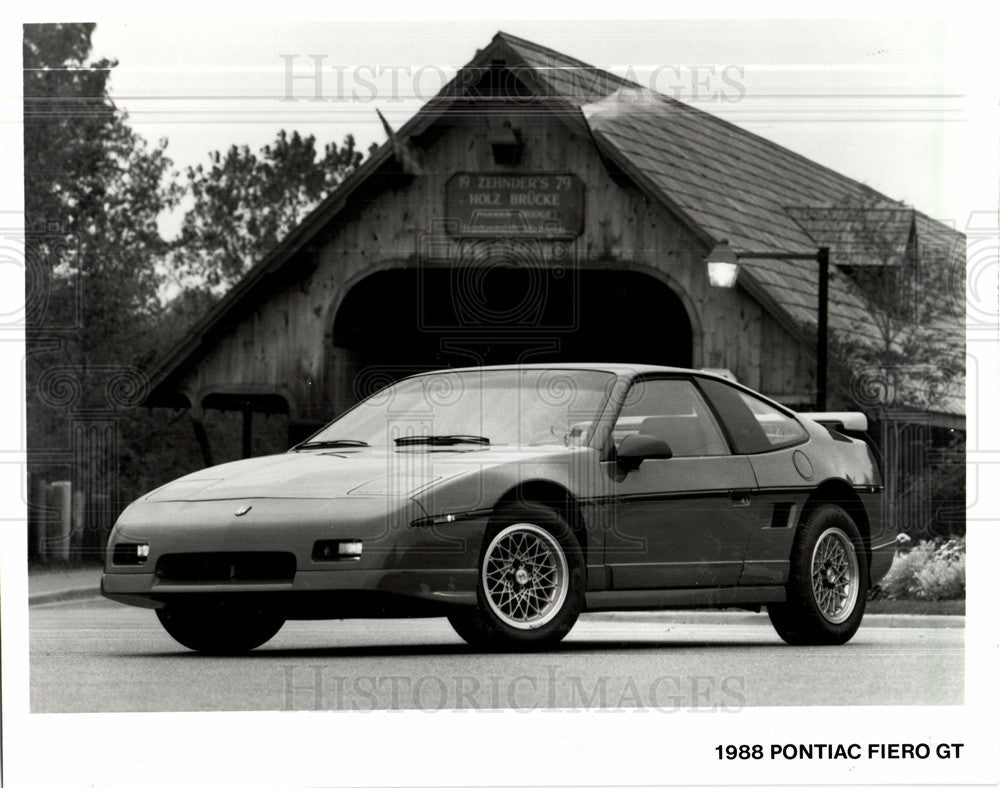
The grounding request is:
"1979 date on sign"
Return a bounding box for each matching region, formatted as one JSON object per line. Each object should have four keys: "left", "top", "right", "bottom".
{"left": 716, "top": 743, "right": 965, "bottom": 761}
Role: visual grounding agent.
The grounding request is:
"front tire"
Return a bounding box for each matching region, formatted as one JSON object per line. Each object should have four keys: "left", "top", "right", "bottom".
{"left": 768, "top": 504, "right": 868, "bottom": 645}
{"left": 156, "top": 604, "right": 284, "bottom": 654}
{"left": 448, "top": 503, "right": 584, "bottom": 650}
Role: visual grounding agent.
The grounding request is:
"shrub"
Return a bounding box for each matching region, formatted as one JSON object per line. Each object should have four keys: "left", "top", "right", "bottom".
{"left": 879, "top": 536, "right": 965, "bottom": 600}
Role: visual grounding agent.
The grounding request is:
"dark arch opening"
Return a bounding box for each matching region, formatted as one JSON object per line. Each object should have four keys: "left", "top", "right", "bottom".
{"left": 332, "top": 267, "right": 693, "bottom": 402}
{"left": 201, "top": 393, "right": 291, "bottom": 460}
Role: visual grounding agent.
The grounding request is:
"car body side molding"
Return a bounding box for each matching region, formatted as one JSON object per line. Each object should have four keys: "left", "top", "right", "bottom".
{"left": 585, "top": 585, "right": 785, "bottom": 611}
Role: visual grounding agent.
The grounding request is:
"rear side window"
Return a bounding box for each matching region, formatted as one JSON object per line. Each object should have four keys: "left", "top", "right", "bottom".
{"left": 697, "top": 378, "right": 808, "bottom": 453}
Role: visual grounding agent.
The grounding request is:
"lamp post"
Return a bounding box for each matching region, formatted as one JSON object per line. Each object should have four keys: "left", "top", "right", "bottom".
{"left": 705, "top": 241, "right": 831, "bottom": 411}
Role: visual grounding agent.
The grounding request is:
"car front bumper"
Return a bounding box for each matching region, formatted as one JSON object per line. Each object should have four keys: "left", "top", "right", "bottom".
{"left": 101, "top": 497, "right": 489, "bottom": 616}
{"left": 100, "top": 566, "right": 479, "bottom": 615}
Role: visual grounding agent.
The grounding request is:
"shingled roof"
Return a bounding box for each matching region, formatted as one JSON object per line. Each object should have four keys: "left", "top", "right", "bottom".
{"left": 147, "top": 31, "right": 965, "bottom": 418}
{"left": 498, "top": 33, "right": 963, "bottom": 417}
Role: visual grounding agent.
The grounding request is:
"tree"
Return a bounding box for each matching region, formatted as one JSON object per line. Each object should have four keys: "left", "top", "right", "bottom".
{"left": 174, "top": 130, "right": 364, "bottom": 289}
{"left": 23, "top": 23, "right": 116, "bottom": 245}
{"left": 811, "top": 199, "right": 966, "bottom": 539}
{"left": 788, "top": 199, "right": 965, "bottom": 413}
{"left": 24, "top": 23, "right": 180, "bottom": 364}
{"left": 23, "top": 26, "right": 377, "bottom": 564}
{"left": 24, "top": 23, "right": 181, "bottom": 560}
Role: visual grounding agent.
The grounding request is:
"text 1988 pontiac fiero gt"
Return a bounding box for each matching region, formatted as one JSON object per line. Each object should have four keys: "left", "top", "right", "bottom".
{"left": 102, "top": 364, "right": 896, "bottom": 653}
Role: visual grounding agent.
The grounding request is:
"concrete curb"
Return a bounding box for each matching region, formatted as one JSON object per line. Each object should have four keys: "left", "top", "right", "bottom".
{"left": 27, "top": 585, "right": 964, "bottom": 628}
{"left": 585, "top": 611, "right": 964, "bottom": 628}
{"left": 862, "top": 614, "right": 965, "bottom": 629}
{"left": 29, "top": 585, "right": 101, "bottom": 607}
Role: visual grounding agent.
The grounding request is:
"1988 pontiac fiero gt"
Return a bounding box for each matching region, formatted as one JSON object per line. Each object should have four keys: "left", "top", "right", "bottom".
{"left": 102, "top": 364, "right": 895, "bottom": 653}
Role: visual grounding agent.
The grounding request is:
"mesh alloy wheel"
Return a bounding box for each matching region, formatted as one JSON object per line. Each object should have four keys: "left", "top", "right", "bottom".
{"left": 810, "top": 526, "right": 860, "bottom": 624}
{"left": 481, "top": 523, "right": 569, "bottom": 630}
{"left": 767, "top": 503, "right": 869, "bottom": 646}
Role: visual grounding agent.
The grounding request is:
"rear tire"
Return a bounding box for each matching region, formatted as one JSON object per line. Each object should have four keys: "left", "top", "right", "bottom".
{"left": 156, "top": 604, "right": 284, "bottom": 654}
{"left": 448, "top": 503, "right": 584, "bottom": 651}
{"left": 768, "top": 504, "right": 868, "bottom": 646}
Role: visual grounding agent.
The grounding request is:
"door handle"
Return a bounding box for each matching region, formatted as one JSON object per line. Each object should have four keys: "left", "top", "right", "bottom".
{"left": 730, "top": 492, "right": 752, "bottom": 507}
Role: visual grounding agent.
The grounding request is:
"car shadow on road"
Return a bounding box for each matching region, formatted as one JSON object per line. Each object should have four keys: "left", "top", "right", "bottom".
{"left": 128, "top": 638, "right": 784, "bottom": 659}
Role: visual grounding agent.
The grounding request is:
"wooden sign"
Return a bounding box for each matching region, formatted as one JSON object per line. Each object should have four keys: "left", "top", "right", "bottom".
{"left": 445, "top": 173, "right": 584, "bottom": 236}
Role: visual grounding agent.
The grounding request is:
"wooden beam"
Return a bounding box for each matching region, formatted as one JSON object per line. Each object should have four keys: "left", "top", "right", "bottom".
{"left": 191, "top": 420, "right": 214, "bottom": 468}
{"left": 242, "top": 409, "right": 253, "bottom": 459}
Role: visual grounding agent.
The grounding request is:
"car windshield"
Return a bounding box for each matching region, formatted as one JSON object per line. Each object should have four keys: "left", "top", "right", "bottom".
{"left": 306, "top": 368, "right": 617, "bottom": 447}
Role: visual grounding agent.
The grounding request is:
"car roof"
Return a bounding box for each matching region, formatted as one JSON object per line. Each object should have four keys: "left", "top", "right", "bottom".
{"left": 403, "top": 363, "right": 802, "bottom": 416}
{"left": 408, "top": 362, "right": 717, "bottom": 379}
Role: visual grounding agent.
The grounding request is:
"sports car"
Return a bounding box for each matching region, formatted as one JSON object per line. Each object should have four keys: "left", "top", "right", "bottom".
{"left": 101, "top": 364, "right": 896, "bottom": 653}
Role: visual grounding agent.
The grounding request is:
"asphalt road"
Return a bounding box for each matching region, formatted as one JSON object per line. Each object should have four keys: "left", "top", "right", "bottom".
{"left": 29, "top": 598, "right": 963, "bottom": 712}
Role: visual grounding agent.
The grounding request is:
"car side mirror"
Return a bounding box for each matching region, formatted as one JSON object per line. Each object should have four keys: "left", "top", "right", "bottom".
{"left": 616, "top": 433, "right": 673, "bottom": 471}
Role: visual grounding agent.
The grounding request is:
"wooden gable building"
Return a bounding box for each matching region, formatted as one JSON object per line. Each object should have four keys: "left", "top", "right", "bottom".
{"left": 144, "top": 32, "right": 965, "bottom": 469}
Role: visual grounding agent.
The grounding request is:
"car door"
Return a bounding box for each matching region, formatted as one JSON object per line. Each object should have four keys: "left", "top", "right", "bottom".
{"left": 601, "top": 377, "right": 760, "bottom": 589}
{"left": 695, "top": 376, "right": 813, "bottom": 587}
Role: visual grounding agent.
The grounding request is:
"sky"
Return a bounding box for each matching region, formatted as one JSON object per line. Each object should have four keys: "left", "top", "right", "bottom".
{"left": 85, "top": 18, "right": 972, "bottom": 236}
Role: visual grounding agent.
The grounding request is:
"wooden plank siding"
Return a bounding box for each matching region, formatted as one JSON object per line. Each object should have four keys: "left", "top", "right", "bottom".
{"left": 173, "top": 105, "right": 810, "bottom": 423}
{"left": 148, "top": 32, "right": 964, "bottom": 438}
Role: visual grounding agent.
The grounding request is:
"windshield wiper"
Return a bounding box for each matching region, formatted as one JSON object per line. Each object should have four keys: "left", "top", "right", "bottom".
{"left": 294, "top": 439, "right": 369, "bottom": 450}
{"left": 394, "top": 435, "right": 491, "bottom": 447}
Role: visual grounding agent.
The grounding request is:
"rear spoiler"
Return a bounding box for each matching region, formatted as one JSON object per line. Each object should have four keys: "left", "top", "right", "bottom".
{"left": 800, "top": 411, "right": 869, "bottom": 432}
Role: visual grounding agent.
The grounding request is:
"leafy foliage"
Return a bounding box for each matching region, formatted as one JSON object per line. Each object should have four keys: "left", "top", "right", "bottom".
{"left": 24, "top": 23, "right": 190, "bottom": 559}
{"left": 23, "top": 23, "right": 117, "bottom": 244}
{"left": 812, "top": 199, "right": 966, "bottom": 542}
{"left": 24, "top": 25, "right": 371, "bottom": 532}
{"left": 174, "top": 130, "right": 364, "bottom": 288}
{"left": 24, "top": 22, "right": 181, "bottom": 364}
{"left": 821, "top": 199, "right": 965, "bottom": 413}
{"left": 880, "top": 537, "right": 965, "bottom": 600}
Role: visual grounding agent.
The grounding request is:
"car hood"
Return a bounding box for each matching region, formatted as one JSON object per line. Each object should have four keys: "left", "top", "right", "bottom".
{"left": 142, "top": 445, "right": 579, "bottom": 502}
